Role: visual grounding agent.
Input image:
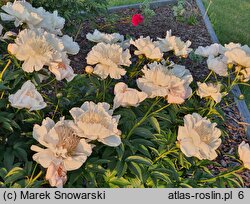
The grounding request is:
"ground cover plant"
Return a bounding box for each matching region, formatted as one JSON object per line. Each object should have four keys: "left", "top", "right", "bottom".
{"left": 0, "top": 0, "right": 249, "bottom": 188}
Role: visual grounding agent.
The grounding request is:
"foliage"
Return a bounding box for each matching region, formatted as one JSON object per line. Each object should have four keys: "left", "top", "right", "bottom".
{"left": 140, "top": 0, "right": 155, "bottom": 24}
{"left": 173, "top": 0, "right": 198, "bottom": 25}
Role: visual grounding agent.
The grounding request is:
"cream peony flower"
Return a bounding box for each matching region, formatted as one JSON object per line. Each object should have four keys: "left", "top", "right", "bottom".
{"left": 0, "top": 1, "right": 43, "bottom": 28}
{"left": 238, "top": 67, "right": 250, "bottom": 82}
{"left": 0, "top": 24, "right": 15, "bottom": 41}
{"left": 171, "top": 64, "right": 193, "bottom": 84}
{"left": 197, "top": 82, "right": 222, "bottom": 103}
{"left": 156, "top": 30, "right": 192, "bottom": 57}
{"left": 166, "top": 79, "right": 192, "bottom": 104}
{"left": 195, "top": 43, "right": 224, "bottom": 57}
{"left": 8, "top": 80, "right": 46, "bottom": 111}
{"left": 207, "top": 55, "right": 228, "bottom": 77}
{"left": 49, "top": 53, "right": 76, "bottom": 82}
{"left": 35, "top": 9, "right": 65, "bottom": 35}
{"left": 224, "top": 45, "right": 250, "bottom": 68}
{"left": 0, "top": 1, "right": 65, "bottom": 34}
{"left": 61, "top": 35, "right": 80, "bottom": 55}
{"left": 177, "top": 113, "right": 222, "bottom": 160}
{"left": 137, "top": 62, "right": 192, "bottom": 104}
{"left": 8, "top": 29, "right": 63, "bottom": 73}
{"left": 86, "top": 29, "right": 124, "bottom": 44}
{"left": 113, "top": 82, "right": 148, "bottom": 109}
{"left": 45, "top": 162, "right": 67, "bottom": 188}
{"left": 130, "top": 36, "right": 163, "bottom": 60}
{"left": 70, "top": 101, "right": 122, "bottom": 147}
{"left": 86, "top": 42, "right": 131, "bottom": 79}
{"left": 31, "top": 117, "right": 92, "bottom": 172}
{"left": 224, "top": 42, "right": 241, "bottom": 50}
{"left": 238, "top": 141, "right": 250, "bottom": 170}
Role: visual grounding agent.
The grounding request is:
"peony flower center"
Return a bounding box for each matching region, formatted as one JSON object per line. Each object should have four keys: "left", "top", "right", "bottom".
{"left": 30, "top": 39, "right": 53, "bottom": 56}
{"left": 57, "top": 164, "right": 67, "bottom": 178}
{"left": 55, "top": 125, "right": 80, "bottom": 155}
{"left": 82, "top": 112, "right": 102, "bottom": 123}
{"left": 58, "top": 62, "right": 67, "bottom": 69}
{"left": 25, "top": 91, "right": 35, "bottom": 98}
{"left": 194, "top": 123, "right": 212, "bottom": 143}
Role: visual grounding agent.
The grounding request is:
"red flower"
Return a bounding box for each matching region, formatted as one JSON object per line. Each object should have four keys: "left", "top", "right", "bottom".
{"left": 131, "top": 14, "right": 144, "bottom": 26}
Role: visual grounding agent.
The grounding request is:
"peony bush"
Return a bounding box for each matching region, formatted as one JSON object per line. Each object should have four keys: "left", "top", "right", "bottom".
{"left": 0, "top": 1, "right": 249, "bottom": 188}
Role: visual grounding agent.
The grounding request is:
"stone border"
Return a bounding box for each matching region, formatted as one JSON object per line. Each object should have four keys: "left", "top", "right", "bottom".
{"left": 196, "top": 0, "right": 250, "bottom": 140}
{"left": 108, "top": 0, "right": 177, "bottom": 12}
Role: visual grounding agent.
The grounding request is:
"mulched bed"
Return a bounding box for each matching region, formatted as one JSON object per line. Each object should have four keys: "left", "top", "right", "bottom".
{"left": 71, "top": 0, "right": 250, "bottom": 186}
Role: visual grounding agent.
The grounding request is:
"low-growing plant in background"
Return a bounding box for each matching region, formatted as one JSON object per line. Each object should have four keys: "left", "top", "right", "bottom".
{"left": 173, "top": 0, "right": 198, "bottom": 25}
{"left": 0, "top": 0, "right": 250, "bottom": 188}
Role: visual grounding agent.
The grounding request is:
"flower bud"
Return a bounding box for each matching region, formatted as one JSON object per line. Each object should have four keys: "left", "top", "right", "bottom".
{"left": 138, "top": 55, "right": 144, "bottom": 60}
{"left": 176, "top": 141, "right": 180, "bottom": 148}
{"left": 56, "top": 92, "right": 63, "bottom": 98}
{"left": 7, "top": 43, "right": 14, "bottom": 54}
{"left": 239, "top": 94, "right": 245, "bottom": 100}
{"left": 227, "top": 63, "right": 234, "bottom": 69}
{"left": 85, "top": 66, "right": 94, "bottom": 74}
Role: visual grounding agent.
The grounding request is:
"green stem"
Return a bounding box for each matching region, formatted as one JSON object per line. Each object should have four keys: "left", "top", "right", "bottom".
{"left": 25, "top": 163, "right": 38, "bottom": 188}
{"left": 204, "top": 70, "right": 213, "bottom": 82}
{"left": 126, "top": 98, "right": 160, "bottom": 139}
{"left": 149, "top": 103, "right": 171, "bottom": 116}
{"left": 40, "top": 78, "right": 56, "bottom": 87}
{"left": 153, "top": 149, "right": 178, "bottom": 164}
{"left": 0, "top": 59, "right": 11, "bottom": 82}
{"left": 52, "top": 99, "right": 60, "bottom": 119}
{"left": 199, "top": 166, "right": 245, "bottom": 183}
{"left": 103, "top": 80, "right": 106, "bottom": 101}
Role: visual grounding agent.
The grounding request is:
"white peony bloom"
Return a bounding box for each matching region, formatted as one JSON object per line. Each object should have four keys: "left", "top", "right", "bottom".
{"left": 195, "top": 43, "right": 224, "bottom": 57}
{"left": 8, "top": 29, "right": 63, "bottom": 73}
{"left": 31, "top": 117, "right": 92, "bottom": 172}
{"left": 224, "top": 46, "right": 250, "bottom": 68}
{"left": 137, "top": 62, "right": 173, "bottom": 98}
{"left": 0, "top": 1, "right": 65, "bottom": 34}
{"left": 239, "top": 67, "right": 250, "bottom": 82}
{"left": 238, "top": 141, "right": 250, "bottom": 170}
{"left": 113, "top": 82, "right": 148, "bottom": 109}
{"left": 61, "top": 35, "right": 80, "bottom": 55}
{"left": 45, "top": 162, "right": 67, "bottom": 188}
{"left": 86, "top": 29, "right": 124, "bottom": 44}
{"left": 197, "top": 82, "right": 222, "bottom": 103}
{"left": 156, "top": 30, "right": 192, "bottom": 57}
{"left": 168, "top": 64, "right": 193, "bottom": 104}
{"left": 86, "top": 42, "right": 131, "bottom": 79}
{"left": 0, "top": 24, "right": 15, "bottom": 41}
{"left": 207, "top": 55, "right": 228, "bottom": 77}
{"left": 171, "top": 64, "right": 193, "bottom": 84}
{"left": 49, "top": 53, "right": 76, "bottom": 82}
{"left": 35, "top": 9, "right": 65, "bottom": 35}
{"left": 130, "top": 36, "right": 163, "bottom": 60}
{"left": 0, "top": 1, "right": 43, "bottom": 28}
{"left": 9, "top": 80, "right": 46, "bottom": 111}
{"left": 177, "top": 113, "right": 222, "bottom": 160}
{"left": 136, "top": 62, "right": 193, "bottom": 104}
{"left": 224, "top": 42, "right": 241, "bottom": 50}
{"left": 70, "top": 101, "right": 122, "bottom": 147}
